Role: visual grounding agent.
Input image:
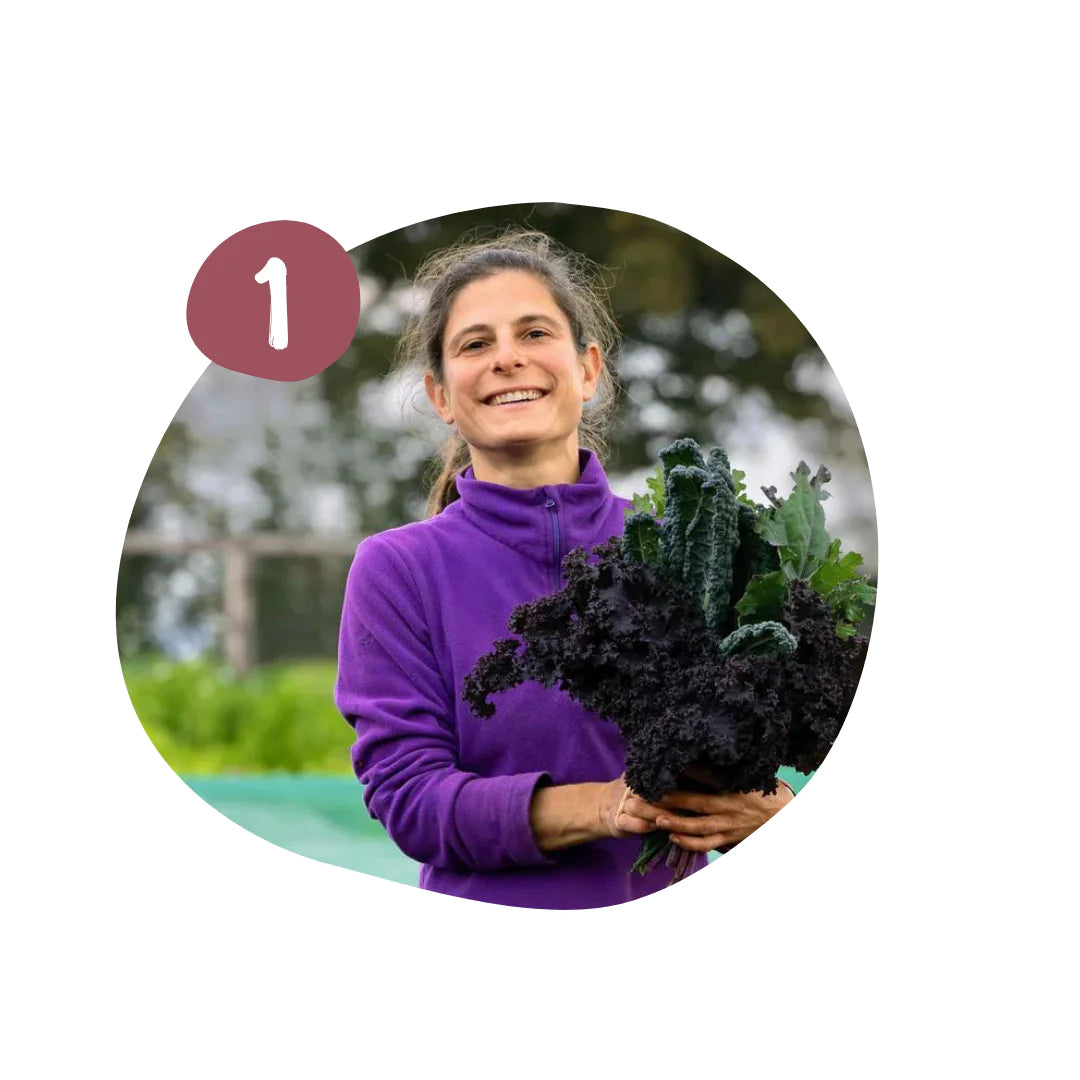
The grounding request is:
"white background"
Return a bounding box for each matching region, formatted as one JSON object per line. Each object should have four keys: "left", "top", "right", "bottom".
{"left": 4, "top": 3, "right": 1075, "bottom": 1077}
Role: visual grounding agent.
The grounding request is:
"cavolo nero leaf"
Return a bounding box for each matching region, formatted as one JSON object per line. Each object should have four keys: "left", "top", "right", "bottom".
{"left": 659, "top": 438, "right": 706, "bottom": 478}
{"left": 718, "top": 620, "right": 798, "bottom": 659}
{"left": 705, "top": 446, "right": 736, "bottom": 493}
{"left": 622, "top": 512, "right": 663, "bottom": 569}
{"left": 661, "top": 465, "right": 716, "bottom": 605}
{"left": 623, "top": 442, "right": 875, "bottom": 642}
{"left": 703, "top": 448, "right": 739, "bottom": 637}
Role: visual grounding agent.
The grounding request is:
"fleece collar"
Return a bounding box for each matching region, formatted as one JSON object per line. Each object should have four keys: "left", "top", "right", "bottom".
{"left": 453, "top": 449, "right": 621, "bottom": 567}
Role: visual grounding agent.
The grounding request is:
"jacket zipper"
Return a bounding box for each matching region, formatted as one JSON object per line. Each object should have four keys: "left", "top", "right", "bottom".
{"left": 544, "top": 497, "right": 562, "bottom": 590}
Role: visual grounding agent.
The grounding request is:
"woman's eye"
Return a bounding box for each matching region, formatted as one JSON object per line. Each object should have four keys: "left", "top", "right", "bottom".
{"left": 463, "top": 339, "right": 487, "bottom": 351}
{"left": 525, "top": 328, "right": 548, "bottom": 340}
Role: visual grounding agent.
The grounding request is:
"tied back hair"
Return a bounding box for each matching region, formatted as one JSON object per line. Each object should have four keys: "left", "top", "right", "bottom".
{"left": 392, "top": 228, "right": 622, "bottom": 517}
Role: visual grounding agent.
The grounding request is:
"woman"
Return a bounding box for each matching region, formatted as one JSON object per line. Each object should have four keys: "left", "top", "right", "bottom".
{"left": 335, "top": 230, "right": 792, "bottom": 909}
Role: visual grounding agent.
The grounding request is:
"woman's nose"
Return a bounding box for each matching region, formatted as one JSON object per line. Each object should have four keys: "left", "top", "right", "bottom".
{"left": 491, "top": 338, "right": 524, "bottom": 371}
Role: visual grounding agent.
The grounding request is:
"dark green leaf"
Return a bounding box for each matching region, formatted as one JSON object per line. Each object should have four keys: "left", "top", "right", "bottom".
{"left": 660, "top": 466, "right": 715, "bottom": 606}
{"left": 622, "top": 512, "right": 663, "bottom": 568}
{"left": 659, "top": 438, "right": 706, "bottom": 477}
{"left": 735, "top": 571, "right": 789, "bottom": 625}
{"left": 809, "top": 549, "right": 864, "bottom": 594}
{"left": 718, "top": 620, "right": 798, "bottom": 659}
{"left": 828, "top": 578, "right": 876, "bottom": 625}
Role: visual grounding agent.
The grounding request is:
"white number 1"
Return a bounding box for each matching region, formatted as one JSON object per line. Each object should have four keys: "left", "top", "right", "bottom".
{"left": 254, "top": 257, "right": 289, "bottom": 350}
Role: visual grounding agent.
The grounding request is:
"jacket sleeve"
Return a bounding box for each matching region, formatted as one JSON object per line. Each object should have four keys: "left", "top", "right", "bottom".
{"left": 334, "top": 535, "right": 555, "bottom": 873}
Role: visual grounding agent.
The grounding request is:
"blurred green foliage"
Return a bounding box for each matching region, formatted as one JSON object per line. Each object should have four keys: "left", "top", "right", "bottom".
{"left": 123, "top": 658, "right": 353, "bottom": 774}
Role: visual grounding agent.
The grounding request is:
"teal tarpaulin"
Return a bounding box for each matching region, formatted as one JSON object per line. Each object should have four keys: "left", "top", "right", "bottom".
{"left": 184, "top": 769, "right": 810, "bottom": 886}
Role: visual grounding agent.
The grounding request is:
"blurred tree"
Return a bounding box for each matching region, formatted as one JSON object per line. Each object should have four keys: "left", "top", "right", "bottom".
{"left": 118, "top": 203, "right": 874, "bottom": 662}
{"left": 116, "top": 420, "right": 203, "bottom": 657}
{"left": 329, "top": 203, "right": 857, "bottom": 499}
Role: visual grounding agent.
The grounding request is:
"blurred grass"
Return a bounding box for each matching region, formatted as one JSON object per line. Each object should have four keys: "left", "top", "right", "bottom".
{"left": 121, "top": 656, "right": 352, "bottom": 774}
{"left": 123, "top": 658, "right": 811, "bottom": 881}
{"left": 122, "top": 658, "right": 816, "bottom": 793}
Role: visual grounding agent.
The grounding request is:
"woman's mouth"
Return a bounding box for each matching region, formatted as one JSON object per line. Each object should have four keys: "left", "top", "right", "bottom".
{"left": 482, "top": 388, "right": 549, "bottom": 407}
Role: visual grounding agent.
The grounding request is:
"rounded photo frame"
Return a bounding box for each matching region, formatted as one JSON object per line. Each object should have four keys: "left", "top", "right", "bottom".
{"left": 117, "top": 202, "right": 877, "bottom": 910}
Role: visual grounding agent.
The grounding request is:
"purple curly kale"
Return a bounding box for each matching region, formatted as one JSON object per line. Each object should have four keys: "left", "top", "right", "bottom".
{"left": 463, "top": 543, "right": 866, "bottom": 804}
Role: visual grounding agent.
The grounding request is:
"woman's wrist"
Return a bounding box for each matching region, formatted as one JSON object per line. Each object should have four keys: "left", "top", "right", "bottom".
{"left": 530, "top": 781, "right": 615, "bottom": 853}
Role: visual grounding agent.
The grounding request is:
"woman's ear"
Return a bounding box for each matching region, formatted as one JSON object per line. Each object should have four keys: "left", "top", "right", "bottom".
{"left": 580, "top": 343, "right": 604, "bottom": 402}
{"left": 424, "top": 371, "right": 455, "bottom": 425}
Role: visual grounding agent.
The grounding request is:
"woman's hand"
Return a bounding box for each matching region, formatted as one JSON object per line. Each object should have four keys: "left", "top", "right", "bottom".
{"left": 597, "top": 776, "right": 666, "bottom": 839}
{"left": 531, "top": 776, "right": 793, "bottom": 853}
{"left": 651, "top": 783, "right": 795, "bottom": 852}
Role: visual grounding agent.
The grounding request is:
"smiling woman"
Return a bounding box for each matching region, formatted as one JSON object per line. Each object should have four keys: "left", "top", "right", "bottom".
{"left": 333, "top": 229, "right": 792, "bottom": 909}
{"left": 396, "top": 232, "right": 622, "bottom": 516}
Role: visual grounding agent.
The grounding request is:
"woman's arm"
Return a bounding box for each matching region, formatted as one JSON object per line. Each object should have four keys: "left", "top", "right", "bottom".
{"left": 337, "top": 537, "right": 556, "bottom": 874}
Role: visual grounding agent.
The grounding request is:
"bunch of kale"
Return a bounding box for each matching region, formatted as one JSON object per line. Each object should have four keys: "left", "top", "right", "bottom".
{"left": 463, "top": 439, "right": 873, "bottom": 881}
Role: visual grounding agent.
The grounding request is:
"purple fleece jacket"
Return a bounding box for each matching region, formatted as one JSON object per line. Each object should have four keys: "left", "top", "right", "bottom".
{"left": 334, "top": 449, "right": 706, "bottom": 909}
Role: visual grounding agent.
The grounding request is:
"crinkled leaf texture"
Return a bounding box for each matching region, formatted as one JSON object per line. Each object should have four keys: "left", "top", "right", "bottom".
{"left": 718, "top": 621, "right": 798, "bottom": 659}
{"left": 622, "top": 511, "right": 663, "bottom": 569}
{"left": 661, "top": 465, "right": 717, "bottom": 609}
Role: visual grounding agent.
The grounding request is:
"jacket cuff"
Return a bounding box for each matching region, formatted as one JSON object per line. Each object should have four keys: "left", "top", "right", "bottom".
{"left": 456, "top": 770, "right": 556, "bottom": 870}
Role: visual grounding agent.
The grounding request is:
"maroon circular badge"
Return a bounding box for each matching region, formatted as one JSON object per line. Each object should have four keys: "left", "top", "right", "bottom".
{"left": 186, "top": 220, "right": 361, "bottom": 382}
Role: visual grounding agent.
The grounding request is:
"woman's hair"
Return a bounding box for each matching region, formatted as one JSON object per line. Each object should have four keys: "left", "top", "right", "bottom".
{"left": 393, "top": 228, "right": 622, "bottom": 516}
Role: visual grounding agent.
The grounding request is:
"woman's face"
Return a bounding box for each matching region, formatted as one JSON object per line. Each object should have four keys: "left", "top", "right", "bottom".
{"left": 425, "top": 270, "right": 602, "bottom": 460}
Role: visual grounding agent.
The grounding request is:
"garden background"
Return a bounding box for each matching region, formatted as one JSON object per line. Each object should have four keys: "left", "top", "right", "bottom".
{"left": 117, "top": 203, "right": 876, "bottom": 887}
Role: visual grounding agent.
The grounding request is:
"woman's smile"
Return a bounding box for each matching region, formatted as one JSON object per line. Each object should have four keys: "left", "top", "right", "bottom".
{"left": 483, "top": 387, "right": 550, "bottom": 408}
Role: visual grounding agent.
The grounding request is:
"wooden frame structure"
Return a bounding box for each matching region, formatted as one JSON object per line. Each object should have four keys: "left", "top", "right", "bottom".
{"left": 122, "top": 532, "right": 361, "bottom": 674}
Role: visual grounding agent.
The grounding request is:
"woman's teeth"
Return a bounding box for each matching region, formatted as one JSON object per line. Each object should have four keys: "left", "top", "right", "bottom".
{"left": 488, "top": 389, "right": 545, "bottom": 406}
